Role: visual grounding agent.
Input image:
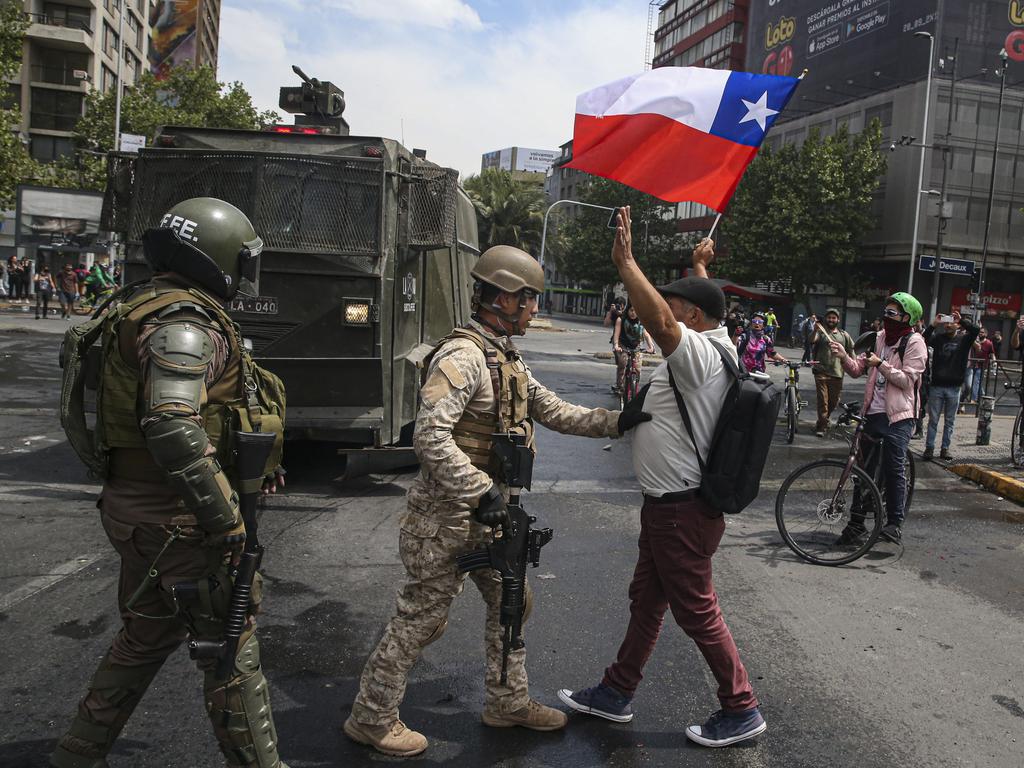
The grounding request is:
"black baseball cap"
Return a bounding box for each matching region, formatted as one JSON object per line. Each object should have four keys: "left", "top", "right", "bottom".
{"left": 656, "top": 277, "right": 727, "bottom": 320}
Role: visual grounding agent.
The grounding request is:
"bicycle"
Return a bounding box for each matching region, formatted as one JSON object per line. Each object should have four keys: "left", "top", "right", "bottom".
{"left": 1006, "top": 382, "right": 1024, "bottom": 468}
{"left": 775, "top": 360, "right": 809, "bottom": 444}
{"left": 775, "top": 401, "right": 917, "bottom": 566}
{"left": 73, "top": 284, "right": 114, "bottom": 315}
{"left": 616, "top": 347, "right": 643, "bottom": 410}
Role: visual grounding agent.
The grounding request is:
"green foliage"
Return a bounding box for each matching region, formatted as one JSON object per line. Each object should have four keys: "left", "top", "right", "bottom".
{"left": 74, "top": 65, "right": 280, "bottom": 157}
{"left": 559, "top": 176, "right": 691, "bottom": 290}
{"left": 462, "top": 168, "right": 546, "bottom": 254}
{"left": 0, "top": 1, "right": 31, "bottom": 208}
{"left": 0, "top": 0, "right": 28, "bottom": 79}
{"left": 718, "top": 120, "right": 887, "bottom": 305}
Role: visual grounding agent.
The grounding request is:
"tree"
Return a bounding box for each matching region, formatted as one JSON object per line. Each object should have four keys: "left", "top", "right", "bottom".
{"left": 559, "top": 176, "right": 689, "bottom": 290}
{"left": 0, "top": 0, "right": 32, "bottom": 209}
{"left": 74, "top": 65, "right": 279, "bottom": 155}
{"left": 462, "top": 168, "right": 545, "bottom": 253}
{"left": 718, "top": 120, "right": 887, "bottom": 306}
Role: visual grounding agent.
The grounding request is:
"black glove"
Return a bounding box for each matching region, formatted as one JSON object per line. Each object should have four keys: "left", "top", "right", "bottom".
{"left": 473, "top": 485, "right": 507, "bottom": 527}
{"left": 618, "top": 383, "right": 653, "bottom": 435}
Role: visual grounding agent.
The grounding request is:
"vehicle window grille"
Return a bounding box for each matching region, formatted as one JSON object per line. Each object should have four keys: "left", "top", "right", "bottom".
{"left": 101, "top": 152, "right": 137, "bottom": 233}
{"left": 408, "top": 164, "right": 457, "bottom": 249}
{"left": 120, "top": 151, "right": 383, "bottom": 257}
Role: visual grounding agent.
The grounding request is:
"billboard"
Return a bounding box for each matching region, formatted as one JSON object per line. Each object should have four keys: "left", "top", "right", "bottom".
{"left": 748, "top": 2, "right": 1024, "bottom": 110}
{"left": 514, "top": 148, "right": 560, "bottom": 173}
{"left": 15, "top": 186, "right": 104, "bottom": 251}
{"left": 747, "top": 0, "right": 937, "bottom": 106}
{"left": 149, "top": 0, "right": 198, "bottom": 78}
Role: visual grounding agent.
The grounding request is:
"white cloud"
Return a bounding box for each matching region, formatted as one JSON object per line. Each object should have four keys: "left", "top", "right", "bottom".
{"left": 326, "top": 0, "right": 483, "bottom": 29}
{"left": 218, "top": 2, "right": 648, "bottom": 177}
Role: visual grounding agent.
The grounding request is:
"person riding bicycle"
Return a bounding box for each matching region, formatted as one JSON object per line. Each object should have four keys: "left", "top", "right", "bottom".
{"left": 82, "top": 262, "right": 116, "bottom": 306}
{"left": 612, "top": 303, "right": 655, "bottom": 394}
{"left": 738, "top": 313, "right": 786, "bottom": 373}
{"left": 829, "top": 292, "right": 926, "bottom": 544}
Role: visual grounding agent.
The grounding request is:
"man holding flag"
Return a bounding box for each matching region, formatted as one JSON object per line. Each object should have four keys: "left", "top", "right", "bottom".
{"left": 555, "top": 65, "right": 801, "bottom": 748}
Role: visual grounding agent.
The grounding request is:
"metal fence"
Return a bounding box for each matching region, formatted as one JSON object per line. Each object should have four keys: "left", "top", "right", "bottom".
{"left": 106, "top": 151, "right": 385, "bottom": 257}
{"left": 407, "top": 164, "right": 458, "bottom": 249}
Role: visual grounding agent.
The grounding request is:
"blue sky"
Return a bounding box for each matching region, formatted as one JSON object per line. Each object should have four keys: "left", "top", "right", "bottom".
{"left": 217, "top": 0, "right": 650, "bottom": 177}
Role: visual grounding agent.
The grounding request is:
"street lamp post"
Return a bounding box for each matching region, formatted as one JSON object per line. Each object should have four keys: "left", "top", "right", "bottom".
{"left": 539, "top": 198, "right": 618, "bottom": 315}
{"left": 929, "top": 41, "right": 958, "bottom": 320}
{"left": 976, "top": 49, "right": 1009, "bottom": 316}
{"left": 113, "top": 0, "right": 125, "bottom": 153}
{"left": 907, "top": 31, "right": 934, "bottom": 296}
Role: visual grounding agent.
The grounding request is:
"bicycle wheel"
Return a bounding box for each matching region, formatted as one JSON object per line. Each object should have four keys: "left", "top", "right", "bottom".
{"left": 776, "top": 459, "right": 883, "bottom": 566}
{"left": 786, "top": 386, "right": 797, "bottom": 444}
{"left": 1013, "top": 408, "right": 1024, "bottom": 468}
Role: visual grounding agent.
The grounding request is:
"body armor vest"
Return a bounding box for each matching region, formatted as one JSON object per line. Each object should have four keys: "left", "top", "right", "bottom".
{"left": 424, "top": 326, "right": 534, "bottom": 474}
{"left": 94, "top": 279, "right": 284, "bottom": 480}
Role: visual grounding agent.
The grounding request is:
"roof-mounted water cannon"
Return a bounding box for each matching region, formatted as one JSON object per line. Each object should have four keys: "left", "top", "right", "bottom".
{"left": 277, "top": 65, "right": 349, "bottom": 135}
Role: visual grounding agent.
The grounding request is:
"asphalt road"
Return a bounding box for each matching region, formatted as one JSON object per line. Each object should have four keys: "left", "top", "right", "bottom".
{"left": 1, "top": 316, "right": 1023, "bottom": 768}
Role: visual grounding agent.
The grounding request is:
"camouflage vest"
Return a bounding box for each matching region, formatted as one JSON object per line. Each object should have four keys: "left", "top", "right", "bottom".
{"left": 61, "top": 277, "right": 285, "bottom": 482}
{"left": 423, "top": 326, "right": 534, "bottom": 473}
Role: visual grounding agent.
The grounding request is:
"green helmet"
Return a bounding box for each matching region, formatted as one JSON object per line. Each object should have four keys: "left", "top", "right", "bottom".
{"left": 886, "top": 291, "right": 923, "bottom": 325}
{"left": 142, "top": 197, "right": 263, "bottom": 300}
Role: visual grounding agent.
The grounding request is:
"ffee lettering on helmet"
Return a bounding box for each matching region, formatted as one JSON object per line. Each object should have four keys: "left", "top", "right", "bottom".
{"left": 160, "top": 213, "right": 200, "bottom": 243}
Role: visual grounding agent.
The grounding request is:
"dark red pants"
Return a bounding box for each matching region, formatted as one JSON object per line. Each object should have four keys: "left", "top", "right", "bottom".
{"left": 603, "top": 496, "right": 758, "bottom": 712}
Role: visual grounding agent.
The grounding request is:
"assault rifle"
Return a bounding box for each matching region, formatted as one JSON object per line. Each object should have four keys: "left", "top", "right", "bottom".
{"left": 184, "top": 431, "right": 277, "bottom": 679}
{"left": 455, "top": 431, "right": 552, "bottom": 684}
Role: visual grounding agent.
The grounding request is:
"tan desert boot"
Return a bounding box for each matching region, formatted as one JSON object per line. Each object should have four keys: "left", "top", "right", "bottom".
{"left": 343, "top": 716, "right": 428, "bottom": 757}
{"left": 481, "top": 699, "right": 568, "bottom": 731}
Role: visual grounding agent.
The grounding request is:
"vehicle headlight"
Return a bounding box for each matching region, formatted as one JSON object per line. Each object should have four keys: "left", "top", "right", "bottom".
{"left": 344, "top": 301, "right": 371, "bottom": 325}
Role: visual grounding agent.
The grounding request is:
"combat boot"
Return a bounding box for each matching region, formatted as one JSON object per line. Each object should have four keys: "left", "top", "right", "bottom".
{"left": 343, "top": 716, "right": 428, "bottom": 757}
{"left": 481, "top": 699, "right": 568, "bottom": 731}
{"left": 49, "top": 749, "right": 108, "bottom": 768}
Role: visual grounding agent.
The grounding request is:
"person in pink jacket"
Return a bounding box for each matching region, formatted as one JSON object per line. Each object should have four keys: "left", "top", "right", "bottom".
{"left": 828, "top": 293, "right": 926, "bottom": 544}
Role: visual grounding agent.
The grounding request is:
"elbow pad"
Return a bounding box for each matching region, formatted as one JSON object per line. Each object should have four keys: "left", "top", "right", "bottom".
{"left": 143, "top": 416, "right": 239, "bottom": 533}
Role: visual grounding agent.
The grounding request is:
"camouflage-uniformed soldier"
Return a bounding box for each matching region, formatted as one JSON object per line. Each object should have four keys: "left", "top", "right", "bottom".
{"left": 344, "top": 245, "right": 647, "bottom": 757}
{"left": 52, "top": 198, "right": 288, "bottom": 768}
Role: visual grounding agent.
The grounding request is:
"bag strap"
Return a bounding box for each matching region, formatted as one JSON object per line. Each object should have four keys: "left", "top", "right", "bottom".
{"left": 665, "top": 339, "right": 738, "bottom": 478}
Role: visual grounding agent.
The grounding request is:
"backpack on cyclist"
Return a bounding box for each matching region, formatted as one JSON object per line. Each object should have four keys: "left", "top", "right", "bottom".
{"left": 668, "top": 341, "right": 783, "bottom": 515}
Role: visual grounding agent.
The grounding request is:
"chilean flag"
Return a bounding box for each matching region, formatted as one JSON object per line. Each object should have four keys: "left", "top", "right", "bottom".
{"left": 567, "top": 67, "right": 800, "bottom": 211}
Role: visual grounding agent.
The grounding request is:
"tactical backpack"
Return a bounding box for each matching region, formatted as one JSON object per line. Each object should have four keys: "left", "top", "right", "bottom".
{"left": 668, "top": 341, "right": 783, "bottom": 515}
{"left": 60, "top": 283, "right": 286, "bottom": 481}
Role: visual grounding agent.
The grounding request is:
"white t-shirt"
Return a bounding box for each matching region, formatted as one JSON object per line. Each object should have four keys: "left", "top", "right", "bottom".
{"left": 867, "top": 342, "right": 894, "bottom": 415}
{"left": 631, "top": 324, "right": 736, "bottom": 496}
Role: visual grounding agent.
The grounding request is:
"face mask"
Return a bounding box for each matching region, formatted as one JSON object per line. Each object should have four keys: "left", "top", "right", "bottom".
{"left": 882, "top": 317, "right": 911, "bottom": 345}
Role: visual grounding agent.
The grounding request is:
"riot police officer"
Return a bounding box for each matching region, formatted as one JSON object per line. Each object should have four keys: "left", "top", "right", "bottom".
{"left": 52, "top": 198, "right": 288, "bottom": 768}
{"left": 344, "top": 245, "right": 649, "bottom": 757}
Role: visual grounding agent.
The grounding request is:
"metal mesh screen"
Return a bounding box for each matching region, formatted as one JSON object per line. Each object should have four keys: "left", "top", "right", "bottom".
{"left": 123, "top": 151, "right": 383, "bottom": 256}
{"left": 101, "top": 153, "right": 137, "bottom": 233}
{"left": 408, "top": 165, "right": 458, "bottom": 249}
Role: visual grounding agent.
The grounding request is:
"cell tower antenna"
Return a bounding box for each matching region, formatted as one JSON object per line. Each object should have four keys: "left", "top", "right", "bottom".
{"left": 645, "top": 1, "right": 661, "bottom": 70}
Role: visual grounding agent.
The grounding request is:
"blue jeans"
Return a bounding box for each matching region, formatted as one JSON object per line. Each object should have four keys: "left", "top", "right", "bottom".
{"left": 963, "top": 368, "right": 983, "bottom": 402}
{"left": 862, "top": 413, "right": 914, "bottom": 526}
{"left": 926, "top": 384, "right": 961, "bottom": 452}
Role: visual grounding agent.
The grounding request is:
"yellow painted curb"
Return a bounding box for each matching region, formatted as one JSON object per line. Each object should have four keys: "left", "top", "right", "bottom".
{"left": 949, "top": 464, "right": 1024, "bottom": 506}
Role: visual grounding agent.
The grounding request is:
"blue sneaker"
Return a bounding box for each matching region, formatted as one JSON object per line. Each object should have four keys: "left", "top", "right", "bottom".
{"left": 556, "top": 683, "right": 634, "bottom": 723}
{"left": 685, "top": 707, "right": 766, "bottom": 747}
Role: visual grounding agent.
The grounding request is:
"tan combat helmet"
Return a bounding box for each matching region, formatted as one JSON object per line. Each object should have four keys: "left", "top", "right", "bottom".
{"left": 470, "top": 245, "right": 544, "bottom": 335}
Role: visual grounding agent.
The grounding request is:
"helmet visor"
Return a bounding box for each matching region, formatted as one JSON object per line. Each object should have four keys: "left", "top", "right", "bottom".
{"left": 236, "top": 235, "right": 263, "bottom": 298}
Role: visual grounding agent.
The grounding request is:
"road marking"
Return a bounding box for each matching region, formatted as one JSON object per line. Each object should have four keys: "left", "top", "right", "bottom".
{"left": 0, "top": 407, "right": 59, "bottom": 416}
{"left": 0, "top": 553, "right": 106, "bottom": 613}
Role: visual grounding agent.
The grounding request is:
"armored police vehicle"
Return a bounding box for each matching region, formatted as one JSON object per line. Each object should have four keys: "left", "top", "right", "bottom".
{"left": 101, "top": 69, "right": 480, "bottom": 469}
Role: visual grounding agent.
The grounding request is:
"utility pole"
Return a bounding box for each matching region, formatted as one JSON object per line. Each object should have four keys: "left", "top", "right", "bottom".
{"left": 907, "top": 31, "right": 934, "bottom": 296}
{"left": 929, "top": 40, "right": 958, "bottom": 320}
{"left": 976, "top": 49, "right": 1009, "bottom": 317}
{"left": 113, "top": 0, "right": 125, "bottom": 153}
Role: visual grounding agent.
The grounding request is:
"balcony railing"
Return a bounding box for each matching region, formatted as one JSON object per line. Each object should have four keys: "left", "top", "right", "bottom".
{"left": 26, "top": 12, "right": 93, "bottom": 36}
{"left": 30, "top": 64, "right": 87, "bottom": 86}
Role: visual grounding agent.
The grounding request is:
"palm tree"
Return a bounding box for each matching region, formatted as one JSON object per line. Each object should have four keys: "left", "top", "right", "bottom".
{"left": 463, "top": 168, "right": 545, "bottom": 254}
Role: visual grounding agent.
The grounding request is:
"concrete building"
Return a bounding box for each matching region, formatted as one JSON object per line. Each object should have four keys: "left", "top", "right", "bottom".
{"left": 480, "top": 145, "right": 559, "bottom": 183}
{"left": 7, "top": 0, "right": 155, "bottom": 163}
{"left": 651, "top": 0, "right": 750, "bottom": 234}
{"left": 746, "top": 0, "right": 1024, "bottom": 343}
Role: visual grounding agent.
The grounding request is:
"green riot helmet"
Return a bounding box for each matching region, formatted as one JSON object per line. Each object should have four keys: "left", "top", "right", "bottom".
{"left": 142, "top": 197, "right": 263, "bottom": 300}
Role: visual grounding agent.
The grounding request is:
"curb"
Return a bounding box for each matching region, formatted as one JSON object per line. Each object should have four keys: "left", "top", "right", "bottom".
{"left": 948, "top": 464, "right": 1024, "bottom": 508}
{"left": 593, "top": 351, "right": 664, "bottom": 362}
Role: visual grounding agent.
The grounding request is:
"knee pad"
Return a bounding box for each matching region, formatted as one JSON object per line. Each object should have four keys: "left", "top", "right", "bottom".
{"left": 204, "top": 635, "right": 283, "bottom": 768}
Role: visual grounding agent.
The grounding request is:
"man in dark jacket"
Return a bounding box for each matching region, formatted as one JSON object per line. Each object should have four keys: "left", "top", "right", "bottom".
{"left": 922, "top": 311, "right": 979, "bottom": 460}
